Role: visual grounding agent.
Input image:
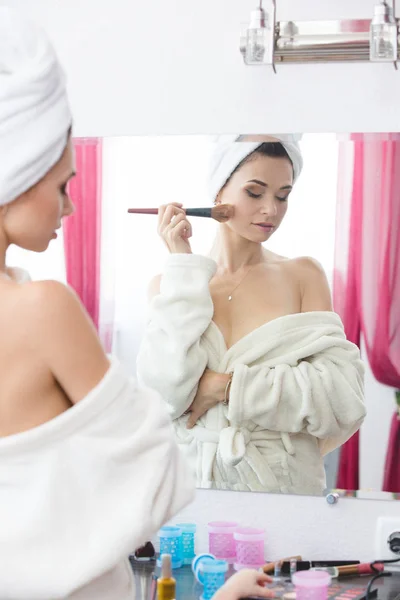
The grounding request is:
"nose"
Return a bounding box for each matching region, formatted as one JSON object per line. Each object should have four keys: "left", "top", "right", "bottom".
{"left": 260, "top": 194, "right": 278, "bottom": 217}
{"left": 63, "top": 197, "right": 75, "bottom": 217}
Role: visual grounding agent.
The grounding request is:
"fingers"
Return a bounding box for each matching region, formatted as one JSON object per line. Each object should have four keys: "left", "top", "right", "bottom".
{"left": 257, "top": 574, "right": 273, "bottom": 584}
{"left": 158, "top": 204, "right": 192, "bottom": 241}
{"left": 186, "top": 404, "right": 205, "bottom": 428}
{"left": 186, "top": 412, "right": 198, "bottom": 429}
{"left": 157, "top": 203, "right": 183, "bottom": 232}
{"left": 171, "top": 217, "right": 192, "bottom": 240}
{"left": 164, "top": 214, "right": 192, "bottom": 247}
{"left": 253, "top": 588, "right": 275, "bottom": 598}
{"left": 253, "top": 573, "right": 275, "bottom": 598}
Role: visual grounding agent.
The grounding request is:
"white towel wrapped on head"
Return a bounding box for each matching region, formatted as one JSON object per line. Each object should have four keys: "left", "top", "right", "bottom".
{"left": 209, "top": 133, "right": 303, "bottom": 202}
{"left": 0, "top": 7, "right": 72, "bottom": 206}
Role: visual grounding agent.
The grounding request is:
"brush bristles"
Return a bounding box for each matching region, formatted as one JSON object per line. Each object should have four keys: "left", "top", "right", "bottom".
{"left": 212, "top": 204, "right": 234, "bottom": 222}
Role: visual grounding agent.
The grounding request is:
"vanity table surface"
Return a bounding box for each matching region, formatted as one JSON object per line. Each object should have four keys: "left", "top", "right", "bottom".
{"left": 132, "top": 562, "right": 400, "bottom": 600}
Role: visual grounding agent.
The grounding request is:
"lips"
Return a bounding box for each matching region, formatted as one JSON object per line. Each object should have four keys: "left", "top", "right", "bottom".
{"left": 254, "top": 223, "right": 274, "bottom": 232}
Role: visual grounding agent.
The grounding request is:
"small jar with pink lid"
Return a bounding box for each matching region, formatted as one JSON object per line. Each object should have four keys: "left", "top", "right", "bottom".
{"left": 233, "top": 527, "right": 265, "bottom": 571}
{"left": 207, "top": 521, "right": 238, "bottom": 563}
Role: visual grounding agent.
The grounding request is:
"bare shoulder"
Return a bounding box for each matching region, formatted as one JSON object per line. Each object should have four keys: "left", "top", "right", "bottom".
{"left": 18, "top": 279, "right": 102, "bottom": 343}
{"left": 14, "top": 279, "right": 85, "bottom": 325}
{"left": 288, "top": 256, "right": 333, "bottom": 312}
{"left": 290, "top": 256, "right": 327, "bottom": 278}
{"left": 148, "top": 274, "right": 162, "bottom": 301}
{"left": 14, "top": 279, "right": 110, "bottom": 404}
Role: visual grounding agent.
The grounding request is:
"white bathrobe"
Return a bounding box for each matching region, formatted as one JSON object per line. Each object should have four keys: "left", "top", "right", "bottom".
{"left": 0, "top": 356, "right": 194, "bottom": 599}
{"left": 136, "top": 254, "right": 366, "bottom": 495}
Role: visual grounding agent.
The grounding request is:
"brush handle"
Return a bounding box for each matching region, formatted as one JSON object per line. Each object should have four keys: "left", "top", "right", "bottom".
{"left": 127, "top": 207, "right": 212, "bottom": 218}
{"left": 127, "top": 208, "right": 159, "bottom": 214}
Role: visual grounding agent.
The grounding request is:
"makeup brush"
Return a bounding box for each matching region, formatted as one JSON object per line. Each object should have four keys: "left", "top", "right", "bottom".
{"left": 262, "top": 556, "right": 303, "bottom": 574}
{"left": 127, "top": 204, "right": 234, "bottom": 223}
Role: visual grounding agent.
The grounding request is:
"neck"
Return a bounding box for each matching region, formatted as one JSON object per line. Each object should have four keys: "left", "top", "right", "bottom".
{"left": 214, "top": 224, "right": 264, "bottom": 273}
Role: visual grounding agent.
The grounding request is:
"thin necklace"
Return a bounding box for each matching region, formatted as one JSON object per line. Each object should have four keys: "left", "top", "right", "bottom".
{"left": 228, "top": 264, "right": 256, "bottom": 301}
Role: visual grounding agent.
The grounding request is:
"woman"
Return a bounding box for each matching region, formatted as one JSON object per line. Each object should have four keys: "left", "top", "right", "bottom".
{"left": 137, "top": 134, "right": 366, "bottom": 495}
{"left": 0, "top": 8, "right": 194, "bottom": 599}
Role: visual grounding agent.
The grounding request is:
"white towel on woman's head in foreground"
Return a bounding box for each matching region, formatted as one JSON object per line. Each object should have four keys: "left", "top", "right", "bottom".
{"left": 0, "top": 6, "right": 72, "bottom": 206}
{"left": 208, "top": 133, "right": 303, "bottom": 202}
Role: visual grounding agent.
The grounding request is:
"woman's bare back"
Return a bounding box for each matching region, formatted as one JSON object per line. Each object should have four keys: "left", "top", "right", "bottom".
{"left": 0, "top": 274, "right": 109, "bottom": 437}
{"left": 210, "top": 251, "right": 332, "bottom": 350}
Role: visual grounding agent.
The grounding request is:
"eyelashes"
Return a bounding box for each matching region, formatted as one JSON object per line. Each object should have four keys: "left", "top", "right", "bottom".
{"left": 245, "top": 189, "right": 289, "bottom": 202}
{"left": 246, "top": 189, "right": 262, "bottom": 199}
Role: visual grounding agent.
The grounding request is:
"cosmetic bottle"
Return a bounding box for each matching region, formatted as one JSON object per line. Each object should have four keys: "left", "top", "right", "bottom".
{"left": 157, "top": 554, "right": 176, "bottom": 600}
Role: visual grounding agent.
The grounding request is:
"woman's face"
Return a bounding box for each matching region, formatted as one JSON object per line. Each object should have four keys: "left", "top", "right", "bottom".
{"left": 2, "top": 138, "right": 76, "bottom": 252}
{"left": 217, "top": 153, "right": 293, "bottom": 243}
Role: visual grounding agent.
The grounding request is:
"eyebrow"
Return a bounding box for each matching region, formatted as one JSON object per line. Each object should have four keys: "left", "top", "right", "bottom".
{"left": 247, "top": 179, "right": 293, "bottom": 191}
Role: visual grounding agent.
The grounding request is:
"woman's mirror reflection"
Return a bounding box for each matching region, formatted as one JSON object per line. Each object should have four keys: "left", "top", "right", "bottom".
{"left": 136, "top": 135, "right": 366, "bottom": 495}
{"left": 13, "top": 132, "right": 396, "bottom": 500}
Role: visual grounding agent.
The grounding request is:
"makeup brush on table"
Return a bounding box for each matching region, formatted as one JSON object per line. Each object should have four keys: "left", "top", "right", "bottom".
{"left": 127, "top": 204, "right": 234, "bottom": 223}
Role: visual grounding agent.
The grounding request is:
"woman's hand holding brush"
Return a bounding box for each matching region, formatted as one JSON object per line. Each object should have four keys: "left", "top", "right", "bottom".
{"left": 158, "top": 203, "right": 193, "bottom": 254}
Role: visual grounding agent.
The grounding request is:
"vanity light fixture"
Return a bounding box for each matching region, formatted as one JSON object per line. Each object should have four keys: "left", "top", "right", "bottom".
{"left": 240, "top": 0, "right": 399, "bottom": 70}
{"left": 240, "top": 0, "right": 276, "bottom": 71}
{"left": 370, "top": 1, "right": 398, "bottom": 65}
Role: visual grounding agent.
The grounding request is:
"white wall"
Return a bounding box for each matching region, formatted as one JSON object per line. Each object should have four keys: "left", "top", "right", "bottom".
{"left": 12, "top": 0, "right": 400, "bottom": 560}
{"left": 10, "top": 0, "right": 400, "bottom": 136}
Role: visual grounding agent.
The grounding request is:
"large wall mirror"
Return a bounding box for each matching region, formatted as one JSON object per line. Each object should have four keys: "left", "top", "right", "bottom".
{"left": 8, "top": 133, "right": 399, "bottom": 503}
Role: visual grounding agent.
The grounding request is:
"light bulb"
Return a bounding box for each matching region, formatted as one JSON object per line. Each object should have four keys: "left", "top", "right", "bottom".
{"left": 370, "top": 1, "right": 398, "bottom": 62}
{"left": 247, "top": 28, "right": 267, "bottom": 62}
{"left": 245, "top": 8, "right": 270, "bottom": 65}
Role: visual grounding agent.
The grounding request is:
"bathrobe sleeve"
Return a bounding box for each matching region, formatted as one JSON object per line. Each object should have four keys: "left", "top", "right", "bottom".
{"left": 227, "top": 332, "right": 366, "bottom": 455}
{"left": 136, "top": 253, "right": 217, "bottom": 420}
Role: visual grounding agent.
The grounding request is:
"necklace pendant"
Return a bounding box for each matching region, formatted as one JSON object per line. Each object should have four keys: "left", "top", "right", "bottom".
{"left": 228, "top": 295, "right": 232, "bottom": 301}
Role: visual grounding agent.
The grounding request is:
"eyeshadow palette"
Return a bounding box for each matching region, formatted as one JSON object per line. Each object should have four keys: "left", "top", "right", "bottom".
{"left": 327, "top": 582, "right": 378, "bottom": 600}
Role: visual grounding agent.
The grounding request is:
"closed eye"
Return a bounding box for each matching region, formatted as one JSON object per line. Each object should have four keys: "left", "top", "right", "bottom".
{"left": 276, "top": 195, "right": 289, "bottom": 202}
{"left": 246, "top": 189, "right": 262, "bottom": 199}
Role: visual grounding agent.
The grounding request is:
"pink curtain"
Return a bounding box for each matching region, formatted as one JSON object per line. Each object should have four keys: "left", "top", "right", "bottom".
{"left": 383, "top": 392, "right": 400, "bottom": 492}
{"left": 63, "top": 138, "right": 102, "bottom": 330}
{"left": 334, "top": 134, "right": 400, "bottom": 492}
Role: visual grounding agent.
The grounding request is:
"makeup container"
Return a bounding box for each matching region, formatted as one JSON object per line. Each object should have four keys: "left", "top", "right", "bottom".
{"left": 175, "top": 523, "right": 196, "bottom": 565}
{"left": 192, "top": 554, "right": 217, "bottom": 584}
{"left": 233, "top": 527, "right": 265, "bottom": 571}
{"left": 157, "top": 554, "right": 176, "bottom": 600}
{"left": 208, "top": 521, "right": 238, "bottom": 563}
{"left": 292, "top": 570, "right": 332, "bottom": 600}
{"left": 197, "top": 558, "right": 228, "bottom": 600}
{"left": 131, "top": 561, "right": 156, "bottom": 600}
{"left": 157, "top": 526, "right": 183, "bottom": 569}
